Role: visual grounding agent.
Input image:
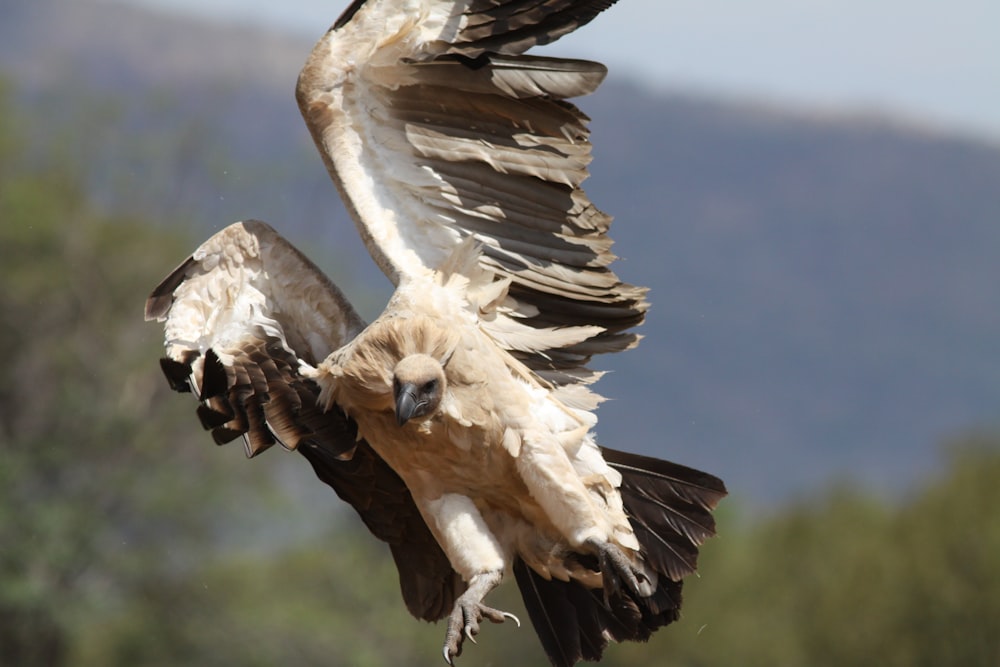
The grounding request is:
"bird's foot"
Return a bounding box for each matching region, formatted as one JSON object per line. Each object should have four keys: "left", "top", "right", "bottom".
{"left": 442, "top": 571, "right": 520, "bottom": 664}
{"left": 587, "top": 539, "right": 648, "bottom": 604}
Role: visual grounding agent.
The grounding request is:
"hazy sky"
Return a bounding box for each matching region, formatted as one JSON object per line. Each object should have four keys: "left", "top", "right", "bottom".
{"left": 123, "top": 0, "right": 999, "bottom": 141}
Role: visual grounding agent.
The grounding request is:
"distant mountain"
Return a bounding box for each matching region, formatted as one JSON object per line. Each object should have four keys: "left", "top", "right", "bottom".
{"left": 5, "top": 0, "right": 999, "bottom": 504}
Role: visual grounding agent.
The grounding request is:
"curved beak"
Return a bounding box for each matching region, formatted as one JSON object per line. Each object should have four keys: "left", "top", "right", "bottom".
{"left": 394, "top": 383, "right": 420, "bottom": 426}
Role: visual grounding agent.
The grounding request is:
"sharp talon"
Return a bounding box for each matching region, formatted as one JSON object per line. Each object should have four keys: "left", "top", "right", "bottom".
{"left": 503, "top": 611, "right": 521, "bottom": 628}
{"left": 442, "top": 570, "right": 506, "bottom": 661}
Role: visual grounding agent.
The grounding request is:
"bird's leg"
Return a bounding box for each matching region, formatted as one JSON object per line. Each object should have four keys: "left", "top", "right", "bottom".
{"left": 416, "top": 493, "right": 519, "bottom": 662}
{"left": 586, "top": 538, "right": 648, "bottom": 604}
{"left": 442, "top": 569, "right": 520, "bottom": 665}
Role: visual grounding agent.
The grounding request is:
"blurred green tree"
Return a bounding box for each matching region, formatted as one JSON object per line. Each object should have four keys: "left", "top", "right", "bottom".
{"left": 633, "top": 436, "right": 1000, "bottom": 667}
{"left": 0, "top": 81, "right": 285, "bottom": 665}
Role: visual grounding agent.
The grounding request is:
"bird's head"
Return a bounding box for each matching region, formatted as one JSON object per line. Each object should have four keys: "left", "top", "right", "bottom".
{"left": 392, "top": 354, "right": 447, "bottom": 426}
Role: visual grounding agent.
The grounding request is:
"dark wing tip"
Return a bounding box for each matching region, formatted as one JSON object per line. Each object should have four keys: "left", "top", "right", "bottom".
{"left": 145, "top": 255, "right": 197, "bottom": 321}
{"left": 200, "top": 348, "right": 230, "bottom": 400}
{"left": 159, "top": 356, "right": 194, "bottom": 392}
{"left": 454, "top": 0, "right": 623, "bottom": 57}
{"left": 331, "top": 0, "right": 368, "bottom": 31}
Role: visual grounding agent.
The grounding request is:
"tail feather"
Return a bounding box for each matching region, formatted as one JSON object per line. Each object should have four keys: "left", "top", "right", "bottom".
{"left": 605, "top": 447, "right": 727, "bottom": 513}
{"left": 608, "top": 445, "right": 725, "bottom": 589}
{"left": 628, "top": 514, "right": 701, "bottom": 582}
{"left": 514, "top": 446, "right": 726, "bottom": 666}
{"left": 625, "top": 482, "right": 720, "bottom": 545}
{"left": 515, "top": 557, "right": 648, "bottom": 667}
{"left": 513, "top": 557, "right": 589, "bottom": 667}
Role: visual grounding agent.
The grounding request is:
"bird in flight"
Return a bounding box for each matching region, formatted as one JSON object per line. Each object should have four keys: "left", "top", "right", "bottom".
{"left": 145, "top": 1, "right": 727, "bottom": 665}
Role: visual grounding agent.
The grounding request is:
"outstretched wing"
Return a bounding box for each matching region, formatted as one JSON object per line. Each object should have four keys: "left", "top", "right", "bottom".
{"left": 145, "top": 220, "right": 464, "bottom": 621}
{"left": 297, "top": 0, "right": 646, "bottom": 389}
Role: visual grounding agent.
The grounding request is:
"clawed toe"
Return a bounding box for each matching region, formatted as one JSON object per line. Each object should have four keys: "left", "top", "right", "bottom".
{"left": 442, "top": 600, "right": 519, "bottom": 664}
{"left": 587, "top": 539, "right": 648, "bottom": 603}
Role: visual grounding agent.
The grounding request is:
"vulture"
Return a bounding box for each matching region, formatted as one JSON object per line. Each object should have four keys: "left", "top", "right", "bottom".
{"left": 145, "top": 1, "right": 727, "bottom": 665}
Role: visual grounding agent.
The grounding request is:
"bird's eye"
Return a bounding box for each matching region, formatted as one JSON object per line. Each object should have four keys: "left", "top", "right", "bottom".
{"left": 422, "top": 379, "right": 438, "bottom": 394}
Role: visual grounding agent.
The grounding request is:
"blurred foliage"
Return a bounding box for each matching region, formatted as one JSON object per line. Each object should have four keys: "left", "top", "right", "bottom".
{"left": 1, "top": 81, "right": 999, "bottom": 667}
{"left": 647, "top": 434, "right": 1000, "bottom": 667}
{"left": 0, "top": 80, "right": 289, "bottom": 664}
